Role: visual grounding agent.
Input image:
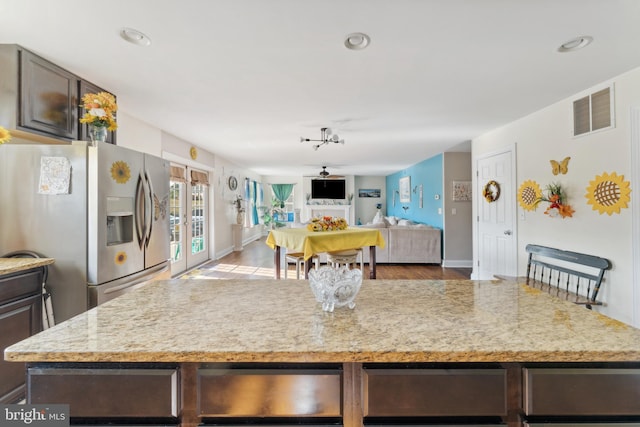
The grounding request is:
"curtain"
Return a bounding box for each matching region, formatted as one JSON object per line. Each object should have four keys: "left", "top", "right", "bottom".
{"left": 256, "top": 182, "right": 264, "bottom": 225}
{"left": 190, "top": 170, "right": 209, "bottom": 185}
{"left": 170, "top": 165, "right": 186, "bottom": 182}
{"left": 271, "top": 184, "right": 294, "bottom": 208}
{"left": 244, "top": 178, "right": 251, "bottom": 228}
{"left": 251, "top": 180, "right": 258, "bottom": 226}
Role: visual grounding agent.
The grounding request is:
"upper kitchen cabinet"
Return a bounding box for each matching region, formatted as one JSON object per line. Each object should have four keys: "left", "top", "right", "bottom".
{"left": 20, "top": 49, "right": 78, "bottom": 140}
{"left": 78, "top": 81, "right": 117, "bottom": 145}
{"left": 0, "top": 44, "right": 116, "bottom": 144}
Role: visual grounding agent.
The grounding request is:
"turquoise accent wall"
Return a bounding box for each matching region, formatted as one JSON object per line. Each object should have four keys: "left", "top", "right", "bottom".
{"left": 385, "top": 154, "right": 443, "bottom": 228}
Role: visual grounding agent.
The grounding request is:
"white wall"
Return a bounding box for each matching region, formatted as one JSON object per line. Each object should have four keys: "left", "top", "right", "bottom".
{"left": 472, "top": 66, "right": 640, "bottom": 325}
{"left": 442, "top": 152, "right": 472, "bottom": 267}
{"left": 354, "top": 176, "right": 387, "bottom": 224}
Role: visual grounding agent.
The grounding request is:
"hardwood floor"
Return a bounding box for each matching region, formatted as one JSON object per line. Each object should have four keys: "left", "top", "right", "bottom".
{"left": 179, "top": 237, "right": 472, "bottom": 280}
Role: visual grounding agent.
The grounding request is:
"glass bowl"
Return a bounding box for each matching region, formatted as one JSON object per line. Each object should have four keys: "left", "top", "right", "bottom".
{"left": 308, "top": 266, "right": 363, "bottom": 312}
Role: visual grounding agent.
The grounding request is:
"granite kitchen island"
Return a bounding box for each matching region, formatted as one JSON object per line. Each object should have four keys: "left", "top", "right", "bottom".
{"left": 6, "top": 278, "right": 640, "bottom": 426}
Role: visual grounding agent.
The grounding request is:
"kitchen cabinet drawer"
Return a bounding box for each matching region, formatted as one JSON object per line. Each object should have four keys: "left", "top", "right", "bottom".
{"left": 27, "top": 367, "right": 179, "bottom": 418}
{"left": 197, "top": 368, "right": 342, "bottom": 417}
{"left": 363, "top": 368, "right": 507, "bottom": 417}
{"left": 525, "top": 424, "right": 640, "bottom": 427}
{"left": 524, "top": 368, "right": 640, "bottom": 416}
{"left": 0, "top": 268, "right": 42, "bottom": 304}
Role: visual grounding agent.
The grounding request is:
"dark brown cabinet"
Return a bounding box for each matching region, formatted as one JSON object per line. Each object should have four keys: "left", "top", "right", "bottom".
{"left": 0, "top": 44, "right": 116, "bottom": 144}
{"left": 0, "top": 268, "right": 43, "bottom": 403}
{"left": 20, "top": 49, "right": 78, "bottom": 140}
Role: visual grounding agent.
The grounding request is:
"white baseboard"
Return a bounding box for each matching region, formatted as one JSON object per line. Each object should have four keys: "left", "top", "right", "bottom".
{"left": 442, "top": 259, "right": 473, "bottom": 268}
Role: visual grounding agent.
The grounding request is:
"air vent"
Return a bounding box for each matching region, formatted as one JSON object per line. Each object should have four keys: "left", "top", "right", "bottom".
{"left": 573, "top": 84, "right": 615, "bottom": 137}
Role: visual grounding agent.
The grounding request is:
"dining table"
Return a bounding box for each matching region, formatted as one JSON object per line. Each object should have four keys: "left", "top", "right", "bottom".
{"left": 265, "top": 226, "right": 386, "bottom": 279}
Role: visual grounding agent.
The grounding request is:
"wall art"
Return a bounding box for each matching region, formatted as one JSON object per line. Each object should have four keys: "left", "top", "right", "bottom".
{"left": 518, "top": 180, "right": 542, "bottom": 211}
{"left": 550, "top": 156, "right": 570, "bottom": 175}
{"left": 452, "top": 181, "right": 472, "bottom": 201}
{"left": 585, "top": 171, "right": 631, "bottom": 215}
{"left": 399, "top": 176, "right": 411, "bottom": 203}
{"left": 359, "top": 188, "right": 381, "bottom": 198}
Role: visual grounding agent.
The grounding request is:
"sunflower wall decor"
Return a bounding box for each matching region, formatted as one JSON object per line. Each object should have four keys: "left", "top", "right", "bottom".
{"left": 518, "top": 180, "right": 542, "bottom": 211}
{"left": 110, "top": 160, "right": 131, "bottom": 184}
{"left": 585, "top": 172, "right": 631, "bottom": 215}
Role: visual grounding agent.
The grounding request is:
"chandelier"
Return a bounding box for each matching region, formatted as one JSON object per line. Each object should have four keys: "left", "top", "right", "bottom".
{"left": 300, "top": 127, "right": 345, "bottom": 151}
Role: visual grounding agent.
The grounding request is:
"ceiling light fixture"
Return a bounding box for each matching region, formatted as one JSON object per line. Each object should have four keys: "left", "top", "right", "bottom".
{"left": 557, "top": 36, "right": 593, "bottom": 52}
{"left": 120, "top": 27, "right": 152, "bottom": 46}
{"left": 344, "top": 32, "right": 370, "bottom": 50}
{"left": 300, "top": 127, "right": 345, "bottom": 151}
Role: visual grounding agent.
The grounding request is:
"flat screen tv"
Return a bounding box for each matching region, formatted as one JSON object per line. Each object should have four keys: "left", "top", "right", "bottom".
{"left": 311, "top": 179, "right": 346, "bottom": 199}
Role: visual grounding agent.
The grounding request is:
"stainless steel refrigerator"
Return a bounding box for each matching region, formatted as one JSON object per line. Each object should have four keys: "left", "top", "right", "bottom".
{"left": 0, "top": 141, "right": 170, "bottom": 323}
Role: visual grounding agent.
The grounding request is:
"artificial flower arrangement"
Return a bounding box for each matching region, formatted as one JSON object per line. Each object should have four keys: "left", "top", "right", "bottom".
{"left": 0, "top": 126, "right": 11, "bottom": 144}
{"left": 79, "top": 92, "right": 118, "bottom": 131}
{"left": 307, "top": 216, "right": 348, "bottom": 232}
{"left": 535, "top": 182, "right": 575, "bottom": 218}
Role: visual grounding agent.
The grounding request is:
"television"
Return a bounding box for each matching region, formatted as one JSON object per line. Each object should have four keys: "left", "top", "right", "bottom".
{"left": 311, "top": 179, "right": 346, "bottom": 200}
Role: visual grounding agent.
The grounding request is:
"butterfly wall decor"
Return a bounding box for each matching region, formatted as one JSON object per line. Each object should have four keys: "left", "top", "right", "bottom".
{"left": 550, "top": 157, "right": 570, "bottom": 175}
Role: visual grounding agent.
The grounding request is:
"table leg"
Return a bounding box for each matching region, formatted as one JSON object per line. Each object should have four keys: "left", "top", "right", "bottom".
{"left": 369, "top": 246, "right": 376, "bottom": 279}
{"left": 304, "top": 256, "right": 313, "bottom": 279}
{"left": 274, "top": 245, "right": 281, "bottom": 280}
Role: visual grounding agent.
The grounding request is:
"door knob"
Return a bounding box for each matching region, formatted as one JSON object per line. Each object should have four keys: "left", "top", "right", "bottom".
{"left": 504, "top": 230, "right": 512, "bottom": 235}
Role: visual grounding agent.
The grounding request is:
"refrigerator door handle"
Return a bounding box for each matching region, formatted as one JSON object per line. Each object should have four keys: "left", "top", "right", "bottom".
{"left": 135, "top": 172, "right": 146, "bottom": 249}
{"left": 143, "top": 170, "right": 154, "bottom": 248}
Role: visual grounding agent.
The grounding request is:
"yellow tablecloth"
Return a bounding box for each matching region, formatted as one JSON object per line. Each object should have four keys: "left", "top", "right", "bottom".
{"left": 266, "top": 227, "right": 385, "bottom": 260}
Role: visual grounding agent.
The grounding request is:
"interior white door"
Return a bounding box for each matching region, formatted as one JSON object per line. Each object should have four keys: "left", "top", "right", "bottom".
{"left": 476, "top": 149, "right": 517, "bottom": 279}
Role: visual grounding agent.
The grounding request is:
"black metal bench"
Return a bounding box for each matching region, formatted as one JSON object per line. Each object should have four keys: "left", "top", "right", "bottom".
{"left": 525, "top": 244, "right": 611, "bottom": 309}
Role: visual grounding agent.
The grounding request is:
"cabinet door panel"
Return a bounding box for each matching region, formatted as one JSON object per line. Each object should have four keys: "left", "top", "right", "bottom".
{"left": 20, "top": 50, "right": 78, "bottom": 139}
{"left": 0, "top": 293, "right": 41, "bottom": 403}
{"left": 363, "top": 368, "right": 507, "bottom": 417}
{"left": 524, "top": 368, "right": 640, "bottom": 416}
{"left": 198, "top": 368, "right": 342, "bottom": 417}
{"left": 27, "top": 368, "right": 179, "bottom": 418}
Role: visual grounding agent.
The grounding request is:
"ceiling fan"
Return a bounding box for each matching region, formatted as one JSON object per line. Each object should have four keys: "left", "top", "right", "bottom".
{"left": 316, "top": 166, "right": 345, "bottom": 179}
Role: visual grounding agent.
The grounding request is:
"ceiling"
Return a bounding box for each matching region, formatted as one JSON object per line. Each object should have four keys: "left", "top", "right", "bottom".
{"left": 2, "top": 1, "right": 640, "bottom": 177}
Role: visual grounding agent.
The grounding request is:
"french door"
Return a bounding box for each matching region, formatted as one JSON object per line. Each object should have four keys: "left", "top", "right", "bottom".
{"left": 169, "top": 165, "right": 210, "bottom": 276}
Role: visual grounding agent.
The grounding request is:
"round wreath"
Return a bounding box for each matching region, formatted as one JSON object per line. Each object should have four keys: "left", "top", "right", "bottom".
{"left": 483, "top": 180, "right": 501, "bottom": 203}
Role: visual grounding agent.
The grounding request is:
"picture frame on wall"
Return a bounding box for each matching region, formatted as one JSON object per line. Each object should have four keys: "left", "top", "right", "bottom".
{"left": 452, "top": 180, "right": 472, "bottom": 201}
{"left": 399, "top": 176, "right": 411, "bottom": 203}
{"left": 358, "top": 188, "right": 381, "bottom": 198}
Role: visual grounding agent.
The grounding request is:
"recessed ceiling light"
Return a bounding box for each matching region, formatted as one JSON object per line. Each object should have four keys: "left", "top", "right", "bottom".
{"left": 344, "top": 32, "right": 370, "bottom": 50}
{"left": 557, "top": 36, "right": 593, "bottom": 52}
{"left": 120, "top": 27, "right": 152, "bottom": 46}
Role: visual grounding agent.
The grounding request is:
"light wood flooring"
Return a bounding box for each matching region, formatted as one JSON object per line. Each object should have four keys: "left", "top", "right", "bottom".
{"left": 179, "top": 237, "right": 472, "bottom": 280}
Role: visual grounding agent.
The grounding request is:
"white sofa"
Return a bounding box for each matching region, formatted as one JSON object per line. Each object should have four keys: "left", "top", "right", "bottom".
{"left": 358, "top": 219, "right": 442, "bottom": 264}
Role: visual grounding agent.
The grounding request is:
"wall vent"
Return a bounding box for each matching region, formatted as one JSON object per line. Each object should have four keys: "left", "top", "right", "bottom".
{"left": 573, "top": 84, "right": 615, "bottom": 137}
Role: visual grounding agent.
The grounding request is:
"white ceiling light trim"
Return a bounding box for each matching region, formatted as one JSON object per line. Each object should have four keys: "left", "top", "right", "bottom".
{"left": 557, "top": 36, "right": 593, "bottom": 52}
{"left": 120, "top": 27, "right": 152, "bottom": 46}
{"left": 344, "top": 32, "right": 370, "bottom": 50}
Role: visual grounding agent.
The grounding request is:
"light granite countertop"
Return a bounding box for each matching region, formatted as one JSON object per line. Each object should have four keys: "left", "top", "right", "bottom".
{"left": 6, "top": 278, "right": 640, "bottom": 363}
{"left": 0, "top": 257, "right": 54, "bottom": 276}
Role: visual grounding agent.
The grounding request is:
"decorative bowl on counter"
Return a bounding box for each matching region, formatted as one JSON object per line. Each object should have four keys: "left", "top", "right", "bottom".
{"left": 308, "top": 266, "right": 363, "bottom": 312}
